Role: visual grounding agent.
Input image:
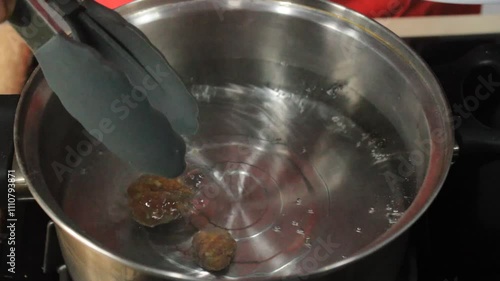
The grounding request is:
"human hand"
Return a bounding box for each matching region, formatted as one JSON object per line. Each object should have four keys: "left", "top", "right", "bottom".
{"left": 0, "top": 0, "right": 15, "bottom": 23}
{"left": 0, "top": 23, "right": 32, "bottom": 94}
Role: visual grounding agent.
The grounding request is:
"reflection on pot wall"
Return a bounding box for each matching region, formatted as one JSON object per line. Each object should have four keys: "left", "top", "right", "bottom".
{"left": 95, "top": 0, "right": 488, "bottom": 17}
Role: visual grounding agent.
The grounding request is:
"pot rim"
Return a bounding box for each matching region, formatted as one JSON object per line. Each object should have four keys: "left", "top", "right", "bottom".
{"left": 14, "top": 0, "right": 455, "bottom": 279}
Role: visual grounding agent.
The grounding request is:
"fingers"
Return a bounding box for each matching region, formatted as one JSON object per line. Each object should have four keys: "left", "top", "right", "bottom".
{"left": 0, "top": 23, "right": 32, "bottom": 94}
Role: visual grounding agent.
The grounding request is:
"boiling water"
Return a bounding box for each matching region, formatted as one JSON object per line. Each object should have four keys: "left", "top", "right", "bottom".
{"left": 62, "top": 84, "right": 412, "bottom": 278}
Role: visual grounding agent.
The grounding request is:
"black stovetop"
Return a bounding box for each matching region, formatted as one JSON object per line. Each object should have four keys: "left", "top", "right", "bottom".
{"left": 2, "top": 33, "right": 500, "bottom": 281}
{"left": 404, "top": 34, "right": 500, "bottom": 281}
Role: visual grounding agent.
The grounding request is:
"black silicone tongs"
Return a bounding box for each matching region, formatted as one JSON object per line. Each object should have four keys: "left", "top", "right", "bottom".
{"left": 8, "top": 0, "right": 199, "bottom": 178}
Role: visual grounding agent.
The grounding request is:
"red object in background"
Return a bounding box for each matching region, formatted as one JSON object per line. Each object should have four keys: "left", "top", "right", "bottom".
{"left": 95, "top": 0, "right": 131, "bottom": 9}
{"left": 96, "top": 0, "right": 481, "bottom": 17}
{"left": 334, "top": 0, "right": 481, "bottom": 17}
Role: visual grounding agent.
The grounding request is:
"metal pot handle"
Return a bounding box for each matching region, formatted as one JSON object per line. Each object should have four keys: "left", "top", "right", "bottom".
{"left": 441, "top": 43, "right": 500, "bottom": 158}
{"left": 456, "top": 124, "right": 500, "bottom": 156}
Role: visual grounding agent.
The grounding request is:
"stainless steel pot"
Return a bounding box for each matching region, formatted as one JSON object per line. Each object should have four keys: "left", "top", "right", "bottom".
{"left": 13, "top": 0, "right": 454, "bottom": 280}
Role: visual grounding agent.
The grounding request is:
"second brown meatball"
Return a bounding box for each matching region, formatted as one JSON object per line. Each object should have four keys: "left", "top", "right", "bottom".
{"left": 191, "top": 227, "right": 237, "bottom": 271}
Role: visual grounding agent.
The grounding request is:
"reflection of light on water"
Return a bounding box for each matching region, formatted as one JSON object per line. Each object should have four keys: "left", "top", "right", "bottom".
{"left": 386, "top": 212, "right": 404, "bottom": 224}
{"left": 295, "top": 198, "right": 302, "bottom": 205}
{"left": 304, "top": 237, "right": 312, "bottom": 248}
{"left": 371, "top": 149, "right": 390, "bottom": 165}
{"left": 275, "top": 4, "right": 294, "bottom": 15}
{"left": 331, "top": 116, "right": 347, "bottom": 133}
{"left": 128, "top": 11, "right": 163, "bottom": 26}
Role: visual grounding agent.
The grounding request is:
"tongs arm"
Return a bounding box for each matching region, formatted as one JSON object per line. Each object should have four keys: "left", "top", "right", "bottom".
{"left": 7, "top": 0, "right": 66, "bottom": 51}
{"left": 3, "top": 0, "right": 199, "bottom": 179}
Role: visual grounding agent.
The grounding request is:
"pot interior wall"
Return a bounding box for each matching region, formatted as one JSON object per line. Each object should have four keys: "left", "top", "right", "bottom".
{"left": 26, "top": 0, "right": 442, "bottom": 279}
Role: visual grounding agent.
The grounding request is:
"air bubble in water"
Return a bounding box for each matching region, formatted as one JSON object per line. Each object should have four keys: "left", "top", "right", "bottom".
{"left": 327, "top": 88, "right": 338, "bottom": 98}
{"left": 387, "top": 212, "right": 403, "bottom": 224}
{"left": 372, "top": 151, "right": 389, "bottom": 164}
{"left": 185, "top": 172, "right": 205, "bottom": 188}
{"left": 326, "top": 83, "right": 344, "bottom": 98}
{"left": 292, "top": 221, "right": 299, "bottom": 227}
{"left": 342, "top": 255, "right": 347, "bottom": 259}
{"left": 298, "top": 100, "right": 306, "bottom": 114}
{"left": 296, "top": 228, "right": 305, "bottom": 235}
{"left": 307, "top": 209, "right": 314, "bottom": 214}
{"left": 273, "top": 226, "right": 281, "bottom": 232}
{"left": 377, "top": 138, "right": 387, "bottom": 148}
{"left": 356, "top": 227, "right": 362, "bottom": 233}
{"left": 305, "top": 237, "right": 312, "bottom": 248}
{"left": 331, "top": 116, "right": 346, "bottom": 131}
{"left": 368, "top": 138, "right": 377, "bottom": 147}
{"left": 295, "top": 198, "right": 302, "bottom": 205}
{"left": 386, "top": 205, "right": 392, "bottom": 211}
{"left": 368, "top": 208, "right": 375, "bottom": 214}
{"left": 301, "top": 147, "right": 307, "bottom": 154}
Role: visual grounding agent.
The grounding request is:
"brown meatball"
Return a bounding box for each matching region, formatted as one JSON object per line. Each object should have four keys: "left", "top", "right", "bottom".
{"left": 191, "top": 227, "right": 237, "bottom": 271}
{"left": 127, "top": 174, "right": 194, "bottom": 227}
